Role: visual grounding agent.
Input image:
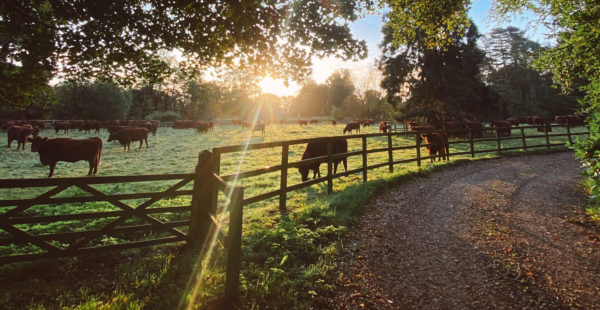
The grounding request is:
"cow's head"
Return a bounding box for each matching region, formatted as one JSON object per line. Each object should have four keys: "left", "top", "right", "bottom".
{"left": 343, "top": 126, "right": 349, "bottom": 134}
{"left": 107, "top": 133, "right": 117, "bottom": 142}
{"left": 28, "top": 136, "right": 49, "bottom": 152}
{"left": 299, "top": 165, "right": 310, "bottom": 182}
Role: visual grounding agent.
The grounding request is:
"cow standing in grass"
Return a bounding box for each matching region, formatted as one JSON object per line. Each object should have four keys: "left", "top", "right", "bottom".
{"left": 343, "top": 122, "right": 361, "bottom": 134}
{"left": 28, "top": 136, "right": 103, "bottom": 177}
{"left": 7, "top": 125, "right": 40, "bottom": 150}
{"left": 420, "top": 132, "right": 449, "bottom": 162}
{"left": 299, "top": 139, "right": 348, "bottom": 181}
{"left": 108, "top": 127, "right": 149, "bottom": 150}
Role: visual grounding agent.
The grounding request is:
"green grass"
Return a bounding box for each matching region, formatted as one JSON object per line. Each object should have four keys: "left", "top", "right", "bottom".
{"left": 0, "top": 124, "right": 587, "bottom": 309}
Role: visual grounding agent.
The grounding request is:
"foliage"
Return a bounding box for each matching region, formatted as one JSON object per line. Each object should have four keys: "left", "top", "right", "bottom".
{"left": 326, "top": 70, "right": 356, "bottom": 115}
{"left": 383, "top": 0, "right": 471, "bottom": 49}
{"left": 53, "top": 81, "right": 131, "bottom": 121}
{"left": 379, "top": 21, "right": 502, "bottom": 122}
{"left": 129, "top": 86, "right": 178, "bottom": 120}
{"left": 144, "top": 111, "right": 181, "bottom": 122}
{"left": 186, "top": 80, "right": 223, "bottom": 120}
{"left": 481, "top": 27, "right": 580, "bottom": 117}
{"left": 1, "top": 0, "right": 372, "bottom": 109}
{"left": 289, "top": 81, "right": 330, "bottom": 117}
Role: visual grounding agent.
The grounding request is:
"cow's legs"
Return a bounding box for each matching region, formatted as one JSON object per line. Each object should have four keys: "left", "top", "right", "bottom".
{"left": 48, "top": 162, "right": 57, "bottom": 177}
{"left": 88, "top": 161, "right": 93, "bottom": 175}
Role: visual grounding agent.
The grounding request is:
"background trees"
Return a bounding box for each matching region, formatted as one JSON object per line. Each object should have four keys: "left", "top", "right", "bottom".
{"left": 379, "top": 21, "right": 502, "bottom": 123}
{"left": 53, "top": 81, "right": 131, "bottom": 121}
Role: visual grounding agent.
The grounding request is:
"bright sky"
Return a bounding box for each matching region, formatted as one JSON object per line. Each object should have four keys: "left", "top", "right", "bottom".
{"left": 261, "top": 0, "right": 553, "bottom": 97}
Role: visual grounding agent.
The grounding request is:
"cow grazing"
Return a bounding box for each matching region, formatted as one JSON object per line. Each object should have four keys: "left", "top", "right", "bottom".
{"left": 420, "top": 132, "right": 449, "bottom": 162}
{"left": 298, "top": 139, "right": 348, "bottom": 182}
{"left": 53, "top": 121, "right": 70, "bottom": 134}
{"left": 197, "top": 122, "right": 213, "bottom": 133}
{"left": 298, "top": 120, "right": 308, "bottom": 127}
{"left": 7, "top": 125, "right": 39, "bottom": 150}
{"left": 379, "top": 121, "right": 391, "bottom": 133}
{"left": 253, "top": 123, "right": 265, "bottom": 136}
{"left": 107, "top": 127, "right": 149, "bottom": 150}
{"left": 80, "top": 120, "right": 101, "bottom": 134}
{"left": 28, "top": 136, "right": 102, "bottom": 177}
{"left": 343, "top": 122, "right": 361, "bottom": 134}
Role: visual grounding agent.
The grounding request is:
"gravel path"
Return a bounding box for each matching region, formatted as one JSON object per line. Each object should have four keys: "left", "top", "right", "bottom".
{"left": 327, "top": 152, "right": 600, "bottom": 309}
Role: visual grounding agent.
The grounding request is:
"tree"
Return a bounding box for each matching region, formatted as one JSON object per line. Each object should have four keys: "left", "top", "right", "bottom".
{"left": 1, "top": 0, "right": 371, "bottom": 109}
{"left": 379, "top": 21, "right": 502, "bottom": 123}
{"left": 289, "top": 82, "right": 329, "bottom": 117}
{"left": 482, "top": 26, "right": 580, "bottom": 117}
{"left": 53, "top": 81, "right": 131, "bottom": 120}
{"left": 326, "top": 70, "right": 356, "bottom": 115}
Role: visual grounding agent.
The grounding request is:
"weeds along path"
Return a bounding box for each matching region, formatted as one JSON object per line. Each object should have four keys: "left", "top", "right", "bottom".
{"left": 328, "top": 151, "right": 600, "bottom": 309}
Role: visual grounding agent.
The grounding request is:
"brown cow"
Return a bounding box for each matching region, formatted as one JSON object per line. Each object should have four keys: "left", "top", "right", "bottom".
{"left": 7, "top": 125, "right": 39, "bottom": 150}
{"left": 28, "top": 136, "right": 102, "bottom": 177}
{"left": 331, "top": 120, "right": 337, "bottom": 126}
{"left": 379, "top": 121, "right": 391, "bottom": 133}
{"left": 107, "top": 127, "right": 149, "bottom": 150}
{"left": 299, "top": 139, "right": 348, "bottom": 181}
{"left": 420, "top": 132, "right": 449, "bottom": 162}
{"left": 343, "top": 122, "right": 361, "bottom": 134}
{"left": 309, "top": 119, "right": 319, "bottom": 125}
{"left": 197, "top": 122, "right": 212, "bottom": 133}
{"left": 490, "top": 120, "right": 511, "bottom": 137}
{"left": 253, "top": 123, "right": 265, "bottom": 136}
{"left": 139, "top": 121, "right": 158, "bottom": 135}
{"left": 80, "top": 120, "right": 101, "bottom": 133}
{"left": 53, "top": 121, "right": 69, "bottom": 134}
{"left": 298, "top": 120, "right": 308, "bottom": 127}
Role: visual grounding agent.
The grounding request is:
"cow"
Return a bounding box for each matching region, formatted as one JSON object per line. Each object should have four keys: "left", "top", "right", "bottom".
{"left": 309, "top": 120, "right": 318, "bottom": 125}
{"left": 420, "top": 132, "right": 449, "bottom": 162}
{"left": 490, "top": 120, "right": 511, "bottom": 137}
{"left": 138, "top": 121, "right": 158, "bottom": 135}
{"left": 7, "top": 125, "right": 39, "bottom": 150}
{"left": 298, "top": 120, "right": 308, "bottom": 127}
{"left": 53, "top": 121, "right": 69, "bottom": 134}
{"left": 279, "top": 119, "right": 285, "bottom": 125}
{"left": 80, "top": 120, "right": 101, "bottom": 134}
{"left": 379, "top": 121, "right": 391, "bottom": 133}
{"left": 331, "top": 120, "right": 337, "bottom": 126}
{"left": 27, "top": 136, "right": 102, "bottom": 177}
{"left": 197, "top": 122, "right": 212, "bottom": 133}
{"left": 70, "top": 120, "right": 85, "bottom": 131}
{"left": 298, "top": 139, "right": 348, "bottom": 182}
{"left": 253, "top": 123, "right": 265, "bottom": 136}
{"left": 343, "top": 122, "right": 361, "bottom": 134}
{"left": 107, "top": 127, "right": 149, "bottom": 150}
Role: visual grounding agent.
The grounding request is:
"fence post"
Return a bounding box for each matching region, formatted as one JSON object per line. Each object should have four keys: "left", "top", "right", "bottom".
{"left": 361, "top": 136, "right": 368, "bottom": 182}
{"left": 189, "top": 150, "right": 215, "bottom": 247}
{"left": 544, "top": 125, "right": 551, "bottom": 149}
{"left": 415, "top": 133, "right": 421, "bottom": 167}
{"left": 567, "top": 125, "right": 573, "bottom": 145}
{"left": 469, "top": 129, "right": 475, "bottom": 158}
{"left": 495, "top": 128, "right": 502, "bottom": 154}
{"left": 279, "top": 143, "right": 288, "bottom": 209}
{"left": 327, "top": 139, "right": 333, "bottom": 193}
{"left": 387, "top": 133, "right": 393, "bottom": 172}
{"left": 225, "top": 186, "right": 244, "bottom": 301}
{"left": 520, "top": 127, "right": 527, "bottom": 151}
{"left": 210, "top": 150, "right": 222, "bottom": 214}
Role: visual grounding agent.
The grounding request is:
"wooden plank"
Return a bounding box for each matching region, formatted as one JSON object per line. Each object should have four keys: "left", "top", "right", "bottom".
{"left": 388, "top": 133, "right": 393, "bottom": 172}
{"left": 1, "top": 184, "right": 70, "bottom": 218}
{"left": 242, "top": 189, "right": 281, "bottom": 206}
{"left": 366, "top": 162, "right": 389, "bottom": 170}
{"left": 331, "top": 167, "right": 364, "bottom": 178}
{"left": 280, "top": 143, "right": 289, "bottom": 210}
{"left": 415, "top": 134, "right": 421, "bottom": 167}
{"left": 0, "top": 236, "right": 184, "bottom": 264}
{"left": 365, "top": 147, "right": 390, "bottom": 155}
{"left": 521, "top": 128, "right": 527, "bottom": 151}
{"left": 0, "top": 220, "right": 190, "bottom": 245}
{"left": 495, "top": 128, "right": 502, "bottom": 154}
{"left": 469, "top": 129, "right": 475, "bottom": 158}
{"left": 567, "top": 125, "right": 572, "bottom": 144}
{"left": 225, "top": 187, "right": 244, "bottom": 300}
{"left": 0, "top": 223, "right": 63, "bottom": 254}
{"left": 0, "top": 173, "right": 194, "bottom": 188}
{"left": 285, "top": 176, "right": 328, "bottom": 193}
{"left": 362, "top": 136, "right": 368, "bottom": 182}
{"left": 220, "top": 165, "right": 282, "bottom": 182}
{"left": 0, "top": 190, "right": 193, "bottom": 207}
{"left": 544, "top": 126, "right": 551, "bottom": 149}
{"left": 391, "top": 145, "right": 418, "bottom": 151}
{"left": 327, "top": 140, "right": 333, "bottom": 194}
{"left": 392, "top": 158, "right": 419, "bottom": 165}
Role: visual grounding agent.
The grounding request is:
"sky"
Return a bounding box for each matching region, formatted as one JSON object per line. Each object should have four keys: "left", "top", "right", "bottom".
{"left": 267, "top": 0, "right": 553, "bottom": 97}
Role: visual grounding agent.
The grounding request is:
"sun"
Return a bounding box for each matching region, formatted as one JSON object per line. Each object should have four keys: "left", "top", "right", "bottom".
{"left": 258, "top": 77, "right": 298, "bottom": 97}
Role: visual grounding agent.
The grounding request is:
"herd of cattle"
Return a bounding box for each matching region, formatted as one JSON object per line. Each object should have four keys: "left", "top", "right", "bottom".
{"left": 0, "top": 114, "right": 586, "bottom": 178}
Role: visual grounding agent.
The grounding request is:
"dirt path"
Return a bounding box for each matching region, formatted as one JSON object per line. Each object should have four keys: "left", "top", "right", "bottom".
{"left": 327, "top": 152, "right": 600, "bottom": 309}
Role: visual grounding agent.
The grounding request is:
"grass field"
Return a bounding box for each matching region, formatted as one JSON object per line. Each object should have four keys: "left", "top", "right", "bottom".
{"left": 0, "top": 123, "right": 587, "bottom": 309}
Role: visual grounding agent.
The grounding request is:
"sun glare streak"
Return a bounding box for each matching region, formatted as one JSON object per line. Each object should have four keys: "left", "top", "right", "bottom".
{"left": 183, "top": 101, "right": 265, "bottom": 309}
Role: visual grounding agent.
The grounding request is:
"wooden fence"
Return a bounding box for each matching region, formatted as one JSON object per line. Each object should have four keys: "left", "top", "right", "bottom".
{"left": 0, "top": 123, "right": 589, "bottom": 299}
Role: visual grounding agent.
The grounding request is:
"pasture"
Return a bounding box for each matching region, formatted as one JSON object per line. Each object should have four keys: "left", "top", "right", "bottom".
{"left": 0, "top": 122, "right": 587, "bottom": 308}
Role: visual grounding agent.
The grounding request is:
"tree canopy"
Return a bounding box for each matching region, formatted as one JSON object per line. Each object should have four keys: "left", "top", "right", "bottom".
{"left": 1, "top": 0, "right": 372, "bottom": 108}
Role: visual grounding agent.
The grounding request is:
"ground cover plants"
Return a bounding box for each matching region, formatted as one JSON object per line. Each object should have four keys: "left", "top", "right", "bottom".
{"left": 0, "top": 123, "right": 586, "bottom": 308}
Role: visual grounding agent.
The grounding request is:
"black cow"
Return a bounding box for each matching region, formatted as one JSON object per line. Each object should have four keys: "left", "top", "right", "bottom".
{"left": 299, "top": 139, "right": 348, "bottom": 181}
